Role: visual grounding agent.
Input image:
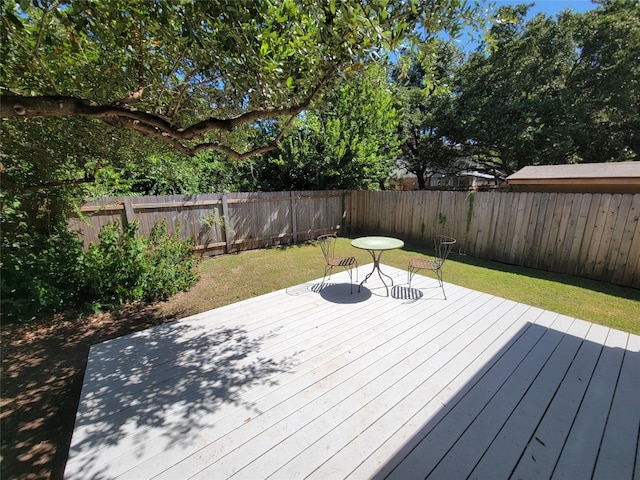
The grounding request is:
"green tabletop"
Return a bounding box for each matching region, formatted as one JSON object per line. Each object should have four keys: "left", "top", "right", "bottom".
{"left": 351, "top": 236, "right": 404, "bottom": 250}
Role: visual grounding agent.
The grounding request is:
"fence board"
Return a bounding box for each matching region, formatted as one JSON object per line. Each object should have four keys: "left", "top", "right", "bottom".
{"left": 495, "top": 192, "right": 514, "bottom": 264}
{"left": 566, "top": 194, "right": 593, "bottom": 276}
{"left": 541, "top": 193, "right": 564, "bottom": 271}
{"left": 620, "top": 196, "right": 640, "bottom": 289}
{"left": 530, "top": 193, "right": 551, "bottom": 269}
{"left": 581, "top": 194, "right": 611, "bottom": 277}
{"left": 552, "top": 194, "right": 575, "bottom": 273}
{"left": 602, "top": 194, "right": 633, "bottom": 283}
{"left": 612, "top": 195, "right": 640, "bottom": 285}
{"left": 503, "top": 191, "right": 519, "bottom": 262}
{"left": 506, "top": 193, "right": 523, "bottom": 264}
{"left": 521, "top": 193, "right": 541, "bottom": 268}
{"left": 591, "top": 194, "right": 622, "bottom": 280}
{"left": 472, "top": 193, "right": 492, "bottom": 258}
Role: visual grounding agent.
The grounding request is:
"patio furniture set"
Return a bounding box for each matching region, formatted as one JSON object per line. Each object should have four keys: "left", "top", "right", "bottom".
{"left": 318, "top": 233, "right": 457, "bottom": 298}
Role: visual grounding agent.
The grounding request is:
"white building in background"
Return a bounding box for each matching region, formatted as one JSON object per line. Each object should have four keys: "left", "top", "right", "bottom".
{"left": 429, "top": 170, "right": 497, "bottom": 189}
{"left": 389, "top": 168, "right": 498, "bottom": 191}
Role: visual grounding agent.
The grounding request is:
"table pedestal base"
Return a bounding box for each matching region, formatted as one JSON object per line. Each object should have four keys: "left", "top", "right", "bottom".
{"left": 359, "top": 249, "right": 394, "bottom": 296}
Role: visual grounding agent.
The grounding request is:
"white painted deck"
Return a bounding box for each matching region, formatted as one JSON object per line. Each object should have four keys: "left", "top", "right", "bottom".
{"left": 65, "top": 265, "right": 640, "bottom": 480}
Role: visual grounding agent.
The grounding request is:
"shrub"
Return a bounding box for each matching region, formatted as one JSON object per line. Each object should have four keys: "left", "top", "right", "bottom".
{"left": 1, "top": 206, "right": 200, "bottom": 321}
{"left": 144, "top": 219, "right": 199, "bottom": 301}
{"left": 1, "top": 195, "right": 85, "bottom": 322}
{"left": 83, "top": 221, "right": 149, "bottom": 307}
{"left": 82, "top": 219, "right": 200, "bottom": 310}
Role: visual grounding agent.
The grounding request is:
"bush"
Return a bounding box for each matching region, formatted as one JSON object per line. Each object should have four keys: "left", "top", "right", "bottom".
{"left": 1, "top": 226, "right": 86, "bottom": 321}
{"left": 83, "top": 221, "right": 149, "bottom": 307}
{"left": 1, "top": 194, "right": 85, "bottom": 322}
{"left": 1, "top": 207, "right": 200, "bottom": 321}
{"left": 144, "top": 219, "right": 199, "bottom": 301}
{"left": 82, "top": 219, "right": 200, "bottom": 310}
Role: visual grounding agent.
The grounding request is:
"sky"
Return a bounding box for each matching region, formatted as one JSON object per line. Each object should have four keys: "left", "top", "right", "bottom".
{"left": 491, "top": 0, "right": 597, "bottom": 18}
{"left": 451, "top": 0, "right": 599, "bottom": 51}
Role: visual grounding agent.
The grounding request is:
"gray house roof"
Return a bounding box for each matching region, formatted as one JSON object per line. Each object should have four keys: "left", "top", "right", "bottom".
{"left": 506, "top": 162, "right": 640, "bottom": 193}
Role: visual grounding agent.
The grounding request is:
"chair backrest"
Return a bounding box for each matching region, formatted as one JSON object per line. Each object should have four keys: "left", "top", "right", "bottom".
{"left": 433, "top": 235, "right": 456, "bottom": 267}
{"left": 317, "top": 234, "right": 337, "bottom": 261}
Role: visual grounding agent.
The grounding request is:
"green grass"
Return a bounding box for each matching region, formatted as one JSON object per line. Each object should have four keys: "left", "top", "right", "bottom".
{"left": 161, "top": 238, "right": 640, "bottom": 335}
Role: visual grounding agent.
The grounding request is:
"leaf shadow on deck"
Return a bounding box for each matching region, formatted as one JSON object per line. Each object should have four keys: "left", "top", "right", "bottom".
{"left": 370, "top": 322, "right": 639, "bottom": 480}
{"left": 64, "top": 321, "right": 299, "bottom": 479}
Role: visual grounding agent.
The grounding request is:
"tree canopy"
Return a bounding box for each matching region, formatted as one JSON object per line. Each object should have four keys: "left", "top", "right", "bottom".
{"left": 1, "top": 0, "right": 482, "bottom": 159}
{"left": 393, "top": 41, "right": 466, "bottom": 189}
{"left": 251, "top": 63, "right": 401, "bottom": 190}
{"left": 443, "top": 0, "right": 639, "bottom": 175}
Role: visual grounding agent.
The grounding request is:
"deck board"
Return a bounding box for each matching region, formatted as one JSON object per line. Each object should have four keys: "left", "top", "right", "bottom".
{"left": 64, "top": 265, "right": 640, "bottom": 480}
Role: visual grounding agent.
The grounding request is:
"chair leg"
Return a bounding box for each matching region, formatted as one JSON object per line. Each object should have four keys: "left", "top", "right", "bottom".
{"left": 436, "top": 269, "right": 446, "bottom": 299}
{"left": 345, "top": 266, "right": 353, "bottom": 294}
{"left": 323, "top": 265, "right": 332, "bottom": 285}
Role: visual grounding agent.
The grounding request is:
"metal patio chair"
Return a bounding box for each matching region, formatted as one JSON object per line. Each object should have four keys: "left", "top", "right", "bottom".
{"left": 317, "top": 234, "right": 358, "bottom": 293}
{"left": 407, "top": 235, "right": 457, "bottom": 299}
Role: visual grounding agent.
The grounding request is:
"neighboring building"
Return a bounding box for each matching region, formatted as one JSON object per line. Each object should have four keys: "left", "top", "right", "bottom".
{"left": 430, "top": 170, "right": 497, "bottom": 189}
{"left": 389, "top": 168, "right": 498, "bottom": 191}
{"left": 506, "top": 162, "right": 640, "bottom": 194}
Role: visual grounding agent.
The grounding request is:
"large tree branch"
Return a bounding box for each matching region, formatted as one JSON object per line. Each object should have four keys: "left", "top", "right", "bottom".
{"left": 1, "top": 67, "right": 336, "bottom": 158}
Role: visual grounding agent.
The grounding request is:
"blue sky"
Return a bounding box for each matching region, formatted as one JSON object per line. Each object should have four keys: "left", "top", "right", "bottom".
{"left": 491, "top": 0, "right": 597, "bottom": 17}
{"left": 451, "top": 0, "right": 599, "bottom": 51}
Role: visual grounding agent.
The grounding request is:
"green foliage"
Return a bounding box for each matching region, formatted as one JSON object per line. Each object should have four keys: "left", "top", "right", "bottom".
{"left": 443, "top": 0, "right": 640, "bottom": 174}
{"left": 568, "top": 0, "right": 640, "bottom": 161}
{"left": 87, "top": 151, "right": 251, "bottom": 196}
{"left": 393, "top": 41, "right": 466, "bottom": 189}
{"left": 1, "top": 192, "right": 86, "bottom": 321}
{"left": 449, "top": 8, "right": 579, "bottom": 174}
{"left": 253, "top": 63, "right": 402, "bottom": 190}
{"left": 83, "top": 220, "right": 200, "bottom": 310}
{"left": 1, "top": 0, "right": 483, "bottom": 157}
{"left": 1, "top": 201, "right": 200, "bottom": 321}
{"left": 144, "top": 220, "right": 200, "bottom": 301}
{"left": 83, "top": 222, "right": 149, "bottom": 306}
{"left": 465, "top": 191, "right": 475, "bottom": 233}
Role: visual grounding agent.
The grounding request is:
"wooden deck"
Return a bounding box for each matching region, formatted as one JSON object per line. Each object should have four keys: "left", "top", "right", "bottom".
{"left": 64, "top": 265, "right": 640, "bottom": 480}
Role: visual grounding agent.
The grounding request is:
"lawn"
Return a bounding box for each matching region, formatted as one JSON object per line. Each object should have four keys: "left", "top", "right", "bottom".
{"left": 1, "top": 238, "right": 638, "bottom": 480}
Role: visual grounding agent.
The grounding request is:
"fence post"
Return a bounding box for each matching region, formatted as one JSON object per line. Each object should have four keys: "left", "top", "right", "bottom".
{"left": 221, "top": 194, "right": 232, "bottom": 254}
{"left": 123, "top": 197, "right": 135, "bottom": 226}
{"left": 290, "top": 191, "right": 298, "bottom": 244}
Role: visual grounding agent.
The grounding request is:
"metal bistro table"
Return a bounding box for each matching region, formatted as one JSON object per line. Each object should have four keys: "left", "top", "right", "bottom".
{"left": 351, "top": 236, "right": 404, "bottom": 296}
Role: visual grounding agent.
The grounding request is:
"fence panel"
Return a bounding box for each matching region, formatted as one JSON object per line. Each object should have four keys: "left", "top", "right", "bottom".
{"left": 70, "top": 191, "right": 349, "bottom": 255}
{"left": 350, "top": 190, "right": 640, "bottom": 288}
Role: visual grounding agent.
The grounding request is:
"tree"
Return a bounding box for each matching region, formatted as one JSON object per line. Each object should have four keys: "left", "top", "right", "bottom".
{"left": 446, "top": 0, "right": 639, "bottom": 175}
{"left": 394, "top": 41, "right": 466, "bottom": 189}
{"left": 252, "top": 63, "right": 401, "bottom": 190}
{"left": 1, "top": 0, "right": 482, "bottom": 159}
{"left": 448, "top": 5, "right": 579, "bottom": 175}
{"left": 567, "top": 0, "right": 640, "bottom": 161}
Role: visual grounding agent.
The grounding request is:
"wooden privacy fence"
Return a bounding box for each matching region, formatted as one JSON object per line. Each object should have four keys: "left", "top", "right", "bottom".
{"left": 70, "top": 190, "right": 640, "bottom": 288}
{"left": 69, "top": 191, "right": 349, "bottom": 256}
{"left": 349, "top": 190, "right": 640, "bottom": 289}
